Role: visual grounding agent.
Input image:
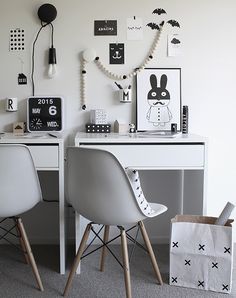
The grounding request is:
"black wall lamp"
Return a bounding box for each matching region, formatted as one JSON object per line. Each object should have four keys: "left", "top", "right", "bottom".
{"left": 31, "top": 3, "right": 58, "bottom": 95}
{"left": 38, "top": 4, "right": 58, "bottom": 79}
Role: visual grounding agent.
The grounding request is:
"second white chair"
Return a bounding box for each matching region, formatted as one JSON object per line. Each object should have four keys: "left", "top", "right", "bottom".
{"left": 64, "top": 147, "right": 167, "bottom": 297}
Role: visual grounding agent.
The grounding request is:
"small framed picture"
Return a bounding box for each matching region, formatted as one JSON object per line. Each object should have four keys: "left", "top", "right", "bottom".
{"left": 136, "top": 68, "right": 181, "bottom": 131}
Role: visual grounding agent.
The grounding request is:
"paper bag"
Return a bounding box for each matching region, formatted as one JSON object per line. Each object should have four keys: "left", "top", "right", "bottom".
{"left": 170, "top": 215, "right": 234, "bottom": 294}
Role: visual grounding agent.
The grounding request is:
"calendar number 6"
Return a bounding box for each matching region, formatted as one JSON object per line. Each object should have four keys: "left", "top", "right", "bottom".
{"left": 49, "top": 106, "right": 57, "bottom": 115}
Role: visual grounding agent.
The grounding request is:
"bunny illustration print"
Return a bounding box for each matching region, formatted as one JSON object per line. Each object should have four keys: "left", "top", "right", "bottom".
{"left": 146, "top": 74, "right": 172, "bottom": 126}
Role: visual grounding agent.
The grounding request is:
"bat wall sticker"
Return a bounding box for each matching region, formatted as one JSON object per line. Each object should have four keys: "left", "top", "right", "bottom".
{"left": 159, "top": 21, "right": 165, "bottom": 27}
{"left": 146, "top": 22, "right": 160, "bottom": 30}
{"left": 153, "top": 8, "right": 167, "bottom": 15}
{"left": 147, "top": 8, "right": 181, "bottom": 30}
{"left": 167, "top": 20, "right": 180, "bottom": 28}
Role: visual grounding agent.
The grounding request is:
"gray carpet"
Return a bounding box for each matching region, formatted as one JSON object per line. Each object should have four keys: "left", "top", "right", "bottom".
{"left": 0, "top": 244, "right": 235, "bottom": 298}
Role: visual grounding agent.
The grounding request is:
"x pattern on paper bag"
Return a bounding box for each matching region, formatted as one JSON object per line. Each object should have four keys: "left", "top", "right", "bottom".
{"left": 184, "top": 259, "right": 191, "bottom": 266}
{"left": 198, "top": 244, "right": 205, "bottom": 251}
{"left": 172, "top": 241, "right": 178, "bottom": 248}
{"left": 224, "top": 247, "right": 230, "bottom": 254}
{"left": 170, "top": 243, "right": 232, "bottom": 292}
{"left": 222, "top": 284, "right": 229, "bottom": 291}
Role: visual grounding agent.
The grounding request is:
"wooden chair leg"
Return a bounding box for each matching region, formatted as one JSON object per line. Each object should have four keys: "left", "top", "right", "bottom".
{"left": 16, "top": 217, "right": 44, "bottom": 291}
{"left": 138, "top": 221, "right": 163, "bottom": 285}
{"left": 63, "top": 223, "right": 92, "bottom": 297}
{"left": 120, "top": 227, "right": 132, "bottom": 298}
{"left": 14, "top": 218, "right": 30, "bottom": 264}
{"left": 99, "top": 225, "right": 110, "bottom": 272}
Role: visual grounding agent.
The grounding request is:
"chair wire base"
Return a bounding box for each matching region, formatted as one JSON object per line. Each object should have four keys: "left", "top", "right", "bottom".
{"left": 63, "top": 221, "right": 163, "bottom": 297}
{"left": 0, "top": 216, "right": 44, "bottom": 291}
{"left": 0, "top": 217, "right": 23, "bottom": 252}
{"left": 80, "top": 223, "right": 148, "bottom": 269}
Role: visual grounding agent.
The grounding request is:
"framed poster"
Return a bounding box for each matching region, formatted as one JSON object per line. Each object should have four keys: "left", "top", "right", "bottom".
{"left": 109, "top": 43, "right": 124, "bottom": 64}
{"left": 136, "top": 68, "right": 181, "bottom": 131}
{"left": 27, "top": 96, "right": 63, "bottom": 132}
{"left": 94, "top": 20, "right": 117, "bottom": 36}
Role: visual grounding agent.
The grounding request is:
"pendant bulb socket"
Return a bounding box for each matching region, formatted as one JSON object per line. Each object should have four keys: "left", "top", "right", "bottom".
{"left": 49, "top": 47, "right": 57, "bottom": 64}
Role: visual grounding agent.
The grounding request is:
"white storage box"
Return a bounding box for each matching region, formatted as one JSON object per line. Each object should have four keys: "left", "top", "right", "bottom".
{"left": 170, "top": 215, "right": 234, "bottom": 294}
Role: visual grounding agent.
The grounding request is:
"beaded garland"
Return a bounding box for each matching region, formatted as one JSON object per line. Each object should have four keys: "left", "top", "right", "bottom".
{"left": 81, "top": 24, "right": 164, "bottom": 110}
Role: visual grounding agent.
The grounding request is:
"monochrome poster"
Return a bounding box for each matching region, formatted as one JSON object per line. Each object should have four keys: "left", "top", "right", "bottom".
{"left": 168, "top": 34, "right": 182, "bottom": 57}
{"left": 109, "top": 43, "right": 125, "bottom": 64}
{"left": 136, "top": 68, "right": 181, "bottom": 131}
{"left": 127, "top": 17, "right": 143, "bottom": 40}
{"left": 94, "top": 20, "right": 117, "bottom": 36}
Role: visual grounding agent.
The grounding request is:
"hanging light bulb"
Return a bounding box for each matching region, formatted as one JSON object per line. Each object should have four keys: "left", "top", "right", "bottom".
{"left": 48, "top": 46, "right": 57, "bottom": 78}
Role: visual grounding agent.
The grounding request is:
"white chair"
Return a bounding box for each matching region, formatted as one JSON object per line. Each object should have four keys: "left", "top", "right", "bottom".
{"left": 63, "top": 147, "right": 167, "bottom": 298}
{"left": 0, "top": 144, "right": 44, "bottom": 291}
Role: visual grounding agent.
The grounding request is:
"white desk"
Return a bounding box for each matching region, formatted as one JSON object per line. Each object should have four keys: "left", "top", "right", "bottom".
{"left": 74, "top": 132, "right": 208, "bottom": 268}
{"left": 0, "top": 133, "right": 66, "bottom": 274}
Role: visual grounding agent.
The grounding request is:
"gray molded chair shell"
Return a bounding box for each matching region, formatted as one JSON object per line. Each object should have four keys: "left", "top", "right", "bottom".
{"left": 0, "top": 144, "right": 44, "bottom": 291}
{"left": 66, "top": 147, "right": 167, "bottom": 226}
{"left": 0, "top": 144, "right": 42, "bottom": 218}
{"left": 64, "top": 147, "right": 167, "bottom": 297}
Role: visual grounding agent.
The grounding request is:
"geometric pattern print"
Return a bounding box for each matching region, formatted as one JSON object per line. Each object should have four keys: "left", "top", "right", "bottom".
{"left": 125, "top": 168, "right": 155, "bottom": 217}
{"left": 170, "top": 241, "right": 232, "bottom": 293}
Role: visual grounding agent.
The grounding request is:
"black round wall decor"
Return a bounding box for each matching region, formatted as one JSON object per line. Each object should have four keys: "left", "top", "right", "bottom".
{"left": 38, "top": 4, "right": 57, "bottom": 24}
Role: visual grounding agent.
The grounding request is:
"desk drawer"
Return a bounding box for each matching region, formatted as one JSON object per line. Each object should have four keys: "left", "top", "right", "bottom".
{"left": 28, "top": 145, "right": 59, "bottom": 168}
{"left": 80, "top": 144, "right": 205, "bottom": 168}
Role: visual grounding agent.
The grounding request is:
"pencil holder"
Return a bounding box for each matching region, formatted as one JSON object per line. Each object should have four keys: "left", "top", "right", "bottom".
{"left": 6, "top": 97, "right": 18, "bottom": 112}
{"left": 119, "top": 88, "right": 132, "bottom": 103}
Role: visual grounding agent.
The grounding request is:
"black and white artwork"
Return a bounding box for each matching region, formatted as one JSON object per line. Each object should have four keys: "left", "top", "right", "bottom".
{"left": 109, "top": 43, "right": 124, "bottom": 64}
{"left": 94, "top": 20, "right": 117, "bottom": 36}
{"left": 168, "top": 34, "right": 182, "bottom": 56}
{"left": 136, "top": 68, "right": 181, "bottom": 131}
{"left": 127, "top": 17, "right": 143, "bottom": 40}
{"left": 9, "top": 28, "right": 25, "bottom": 51}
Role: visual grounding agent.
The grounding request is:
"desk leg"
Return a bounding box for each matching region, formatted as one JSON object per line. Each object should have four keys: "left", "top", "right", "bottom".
{"left": 75, "top": 211, "right": 81, "bottom": 274}
{"left": 202, "top": 168, "right": 207, "bottom": 215}
{"left": 180, "top": 170, "right": 185, "bottom": 214}
{"left": 59, "top": 144, "right": 65, "bottom": 274}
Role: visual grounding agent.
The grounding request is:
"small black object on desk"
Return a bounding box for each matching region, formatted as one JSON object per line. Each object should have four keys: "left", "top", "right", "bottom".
{"left": 182, "top": 105, "right": 189, "bottom": 134}
{"left": 171, "top": 123, "right": 177, "bottom": 133}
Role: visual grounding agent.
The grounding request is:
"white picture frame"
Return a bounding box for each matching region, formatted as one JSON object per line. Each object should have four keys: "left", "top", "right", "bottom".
{"left": 136, "top": 68, "right": 181, "bottom": 132}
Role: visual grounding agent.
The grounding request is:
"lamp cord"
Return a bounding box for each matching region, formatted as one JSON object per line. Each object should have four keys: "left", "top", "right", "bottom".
{"left": 31, "top": 23, "right": 52, "bottom": 96}
{"left": 50, "top": 23, "right": 54, "bottom": 47}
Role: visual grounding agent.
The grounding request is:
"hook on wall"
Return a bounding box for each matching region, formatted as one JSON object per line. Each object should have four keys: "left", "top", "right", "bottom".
{"left": 37, "top": 3, "right": 57, "bottom": 24}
